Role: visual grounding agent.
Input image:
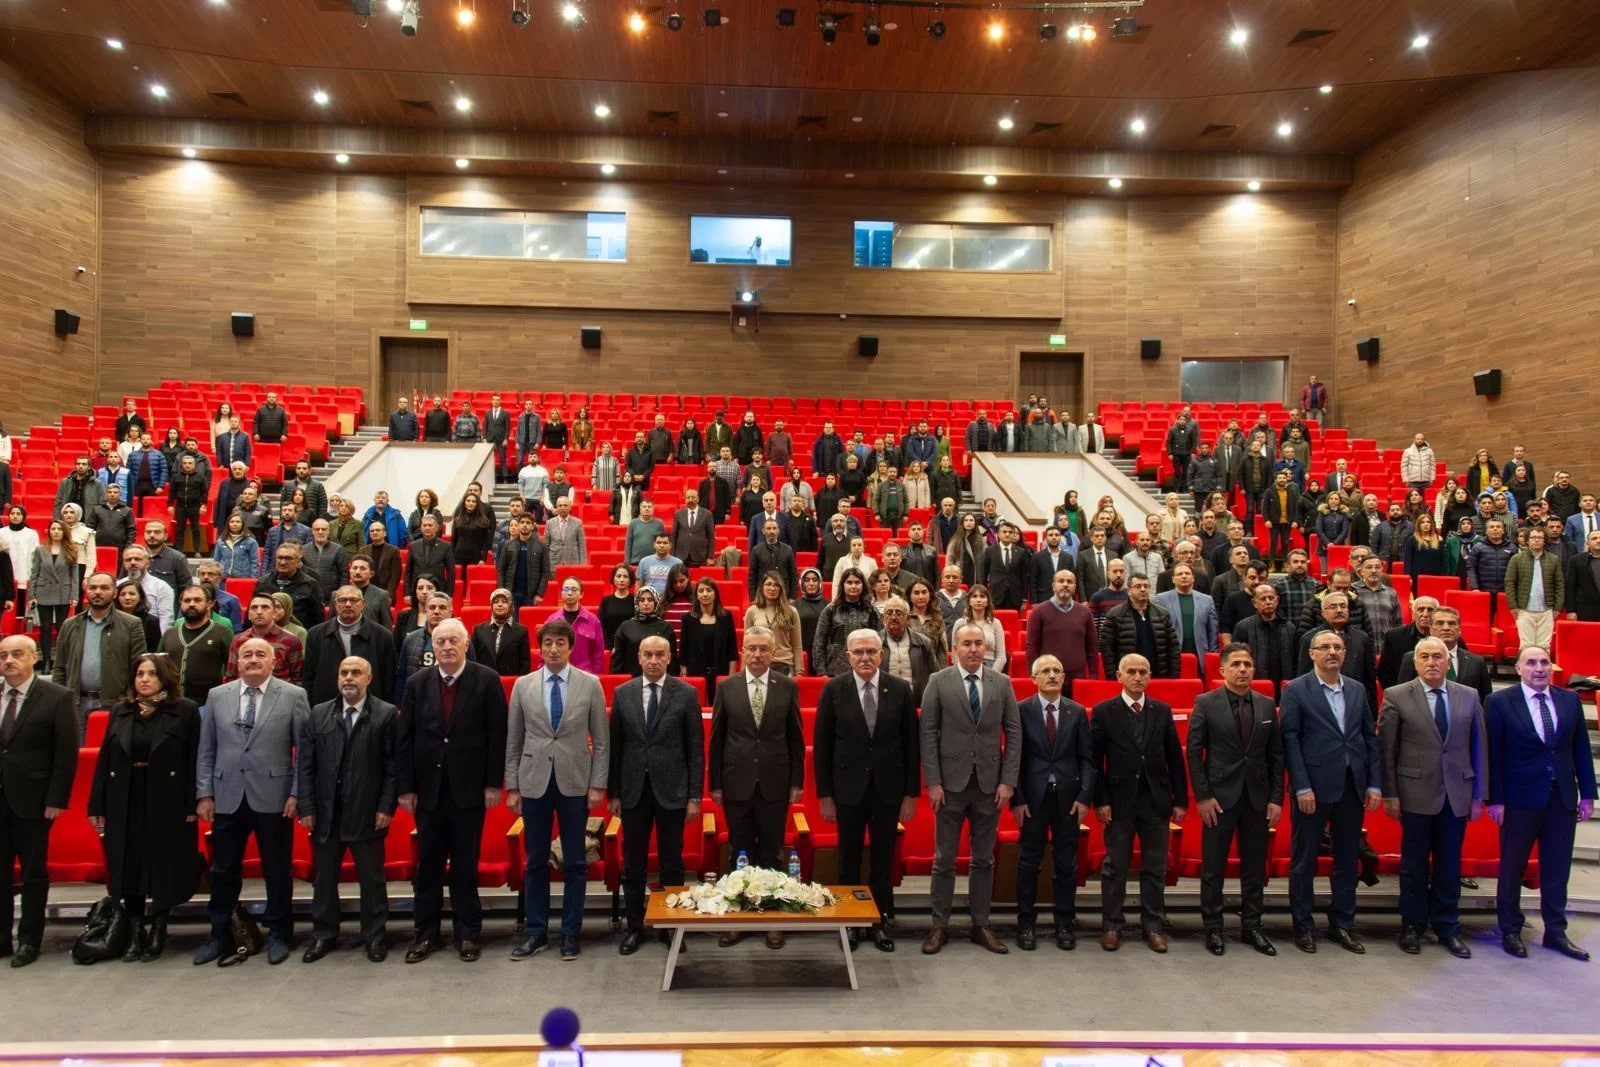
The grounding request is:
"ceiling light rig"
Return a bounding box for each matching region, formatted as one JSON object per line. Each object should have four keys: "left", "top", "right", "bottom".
{"left": 926, "top": 4, "right": 945, "bottom": 38}
{"left": 628, "top": 8, "right": 647, "bottom": 31}
{"left": 665, "top": 0, "right": 683, "bottom": 29}
{"left": 511, "top": 0, "right": 531, "bottom": 25}
{"left": 561, "top": 1, "right": 586, "bottom": 27}
{"left": 456, "top": 0, "right": 476, "bottom": 26}
{"left": 863, "top": 4, "right": 882, "bottom": 44}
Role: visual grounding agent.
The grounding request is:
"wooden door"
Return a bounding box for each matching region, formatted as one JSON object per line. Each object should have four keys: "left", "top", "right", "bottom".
{"left": 380, "top": 337, "right": 450, "bottom": 410}
{"left": 1018, "top": 351, "right": 1084, "bottom": 419}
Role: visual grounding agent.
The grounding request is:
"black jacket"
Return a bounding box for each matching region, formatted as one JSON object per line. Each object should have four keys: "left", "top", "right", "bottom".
{"left": 396, "top": 661, "right": 507, "bottom": 811}
{"left": 0, "top": 677, "right": 76, "bottom": 819}
{"left": 813, "top": 671, "right": 920, "bottom": 807}
{"left": 471, "top": 620, "right": 532, "bottom": 676}
{"left": 1186, "top": 687, "right": 1285, "bottom": 811}
{"left": 406, "top": 537, "right": 455, "bottom": 596}
{"left": 254, "top": 568, "right": 326, "bottom": 628}
{"left": 1099, "top": 600, "right": 1181, "bottom": 678}
{"left": 1012, "top": 693, "right": 1094, "bottom": 814}
{"left": 608, "top": 675, "right": 704, "bottom": 810}
{"left": 302, "top": 617, "right": 399, "bottom": 706}
{"left": 1090, "top": 695, "right": 1188, "bottom": 814}
{"left": 297, "top": 695, "right": 399, "bottom": 843}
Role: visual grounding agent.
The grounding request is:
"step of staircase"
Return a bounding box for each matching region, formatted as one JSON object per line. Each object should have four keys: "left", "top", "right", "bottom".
{"left": 1108, "top": 451, "right": 1167, "bottom": 508}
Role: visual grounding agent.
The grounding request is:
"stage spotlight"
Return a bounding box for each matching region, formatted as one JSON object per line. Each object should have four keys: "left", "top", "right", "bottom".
{"left": 737, "top": 289, "right": 756, "bottom": 303}
{"left": 401, "top": 0, "right": 420, "bottom": 33}
{"left": 1037, "top": 21, "right": 1056, "bottom": 41}
{"left": 511, "top": 0, "right": 531, "bottom": 25}
{"left": 665, "top": 6, "right": 683, "bottom": 29}
{"left": 926, "top": 17, "right": 945, "bottom": 38}
{"left": 776, "top": 6, "right": 796, "bottom": 26}
{"left": 818, "top": 12, "right": 837, "bottom": 42}
{"left": 863, "top": 7, "right": 880, "bottom": 45}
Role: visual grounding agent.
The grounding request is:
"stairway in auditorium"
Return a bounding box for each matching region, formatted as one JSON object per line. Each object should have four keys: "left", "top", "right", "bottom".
{"left": 1107, "top": 449, "right": 1169, "bottom": 508}
{"left": 270, "top": 425, "right": 389, "bottom": 519}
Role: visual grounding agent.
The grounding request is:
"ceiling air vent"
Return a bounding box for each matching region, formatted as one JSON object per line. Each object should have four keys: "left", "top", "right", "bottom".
{"left": 1029, "top": 121, "right": 1063, "bottom": 135}
{"left": 207, "top": 91, "right": 246, "bottom": 106}
{"left": 1200, "top": 122, "right": 1239, "bottom": 138}
{"left": 797, "top": 115, "right": 827, "bottom": 128}
{"left": 400, "top": 99, "right": 436, "bottom": 113}
{"left": 1287, "top": 28, "right": 1337, "bottom": 47}
{"left": 647, "top": 110, "right": 679, "bottom": 123}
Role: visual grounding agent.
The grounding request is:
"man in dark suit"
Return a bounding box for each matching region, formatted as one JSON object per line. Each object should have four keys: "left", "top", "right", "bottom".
{"left": 1031, "top": 526, "right": 1076, "bottom": 604}
{"left": 1281, "top": 631, "right": 1383, "bottom": 954}
{"left": 1295, "top": 592, "right": 1378, "bottom": 709}
{"left": 406, "top": 516, "right": 455, "bottom": 597}
{"left": 296, "top": 656, "right": 399, "bottom": 963}
{"left": 1090, "top": 653, "right": 1187, "bottom": 953}
{"left": 1012, "top": 654, "right": 1094, "bottom": 951}
{"left": 470, "top": 590, "right": 532, "bottom": 676}
{"left": 748, "top": 518, "right": 799, "bottom": 599}
{"left": 1566, "top": 529, "right": 1600, "bottom": 621}
{"left": 671, "top": 490, "right": 717, "bottom": 567}
{"left": 814, "top": 630, "right": 920, "bottom": 952}
{"left": 396, "top": 619, "right": 507, "bottom": 964}
{"left": 483, "top": 394, "right": 512, "bottom": 483}
{"left": 1396, "top": 607, "right": 1491, "bottom": 704}
{"left": 979, "top": 522, "right": 1031, "bottom": 611}
{"left": 1486, "top": 645, "right": 1596, "bottom": 960}
{"left": 1187, "top": 643, "right": 1284, "bottom": 957}
{"left": 610, "top": 635, "right": 703, "bottom": 955}
{"left": 1075, "top": 527, "right": 1115, "bottom": 600}
{"left": 1376, "top": 596, "right": 1438, "bottom": 691}
{"left": 1380, "top": 639, "right": 1486, "bottom": 959}
{"left": 302, "top": 585, "right": 398, "bottom": 706}
{"left": 709, "top": 626, "right": 804, "bottom": 948}
{"left": 0, "top": 636, "right": 77, "bottom": 967}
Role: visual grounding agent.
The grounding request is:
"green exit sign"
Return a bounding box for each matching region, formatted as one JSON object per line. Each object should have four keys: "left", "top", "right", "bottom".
{"left": 1048, "top": 334, "right": 1067, "bottom": 347}
{"left": 408, "top": 319, "right": 429, "bottom": 331}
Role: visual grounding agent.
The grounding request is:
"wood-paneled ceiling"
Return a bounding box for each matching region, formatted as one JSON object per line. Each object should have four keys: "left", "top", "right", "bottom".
{"left": 2, "top": 0, "right": 1597, "bottom": 190}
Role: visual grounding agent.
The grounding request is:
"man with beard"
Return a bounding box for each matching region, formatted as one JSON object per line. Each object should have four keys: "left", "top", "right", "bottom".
{"left": 161, "top": 583, "right": 232, "bottom": 702}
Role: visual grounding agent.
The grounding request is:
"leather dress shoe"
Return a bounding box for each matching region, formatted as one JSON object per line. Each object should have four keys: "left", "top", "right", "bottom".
{"left": 1017, "top": 923, "right": 1037, "bottom": 951}
{"left": 560, "top": 935, "right": 580, "bottom": 960}
{"left": 1440, "top": 933, "right": 1472, "bottom": 959}
{"left": 921, "top": 925, "right": 948, "bottom": 955}
{"left": 1459, "top": 877, "right": 1480, "bottom": 890}
{"left": 404, "top": 936, "right": 445, "bottom": 963}
{"left": 1543, "top": 933, "right": 1591, "bottom": 961}
{"left": 764, "top": 931, "right": 785, "bottom": 950}
{"left": 718, "top": 931, "right": 745, "bottom": 948}
{"left": 265, "top": 937, "right": 291, "bottom": 965}
{"left": 193, "top": 939, "right": 229, "bottom": 966}
{"left": 870, "top": 925, "right": 894, "bottom": 952}
{"left": 458, "top": 940, "right": 482, "bottom": 962}
{"left": 1143, "top": 930, "right": 1169, "bottom": 954}
{"left": 1328, "top": 927, "right": 1365, "bottom": 954}
{"left": 9, "top": 944, "right": 39, "bottom": 968}
{"left": 657, "top": 929, "right": 680, "bottom": 949}
{"left": 1294, "top": 930, "right": 1318, "bottom": 954}
{"left": 619, "top": 929, "right": 645, "bottom": 955}
{"left": 1099, "top": 929, "right": 1121, "bottom": 951}
{"left": 301, "top": 938, "right": 336, "bottom": 963}
{"left": 1055, "top": 928, "right": 1076, "bottom": 950}
{"left": 1397, "top": 926, "right": 1423, "bottom": 955}
{"left": 366, "top": 938, "right": 388, "bottom": 963}
{"left": 1502, "top": 932, "right": 1528, "bottom": 958}
{"left": 1242, "top": 928, "right": 1277, "bottom": 956}
{"left": 970, "top": 926, "right": 1008, "bottom": 954}
{"left": 1204, "top": 929, "right": 1225, "bottom": 956}
{"left": 510, "top": 932, "right": 548, "bottom": 960}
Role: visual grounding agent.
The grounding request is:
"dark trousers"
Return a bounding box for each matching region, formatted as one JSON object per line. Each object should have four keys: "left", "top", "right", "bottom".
{"left": 1399, "top": 807, "right": 1467, "bottom": 936}
{"left": 1200, "top": 793, "right": 1269, "bottom": 931}
{"left": 492, "top": 442, "right": 510, "bottom": 479}
{"left": 1015, "top": 783, "right": 1081, "bottom": 928}
{"left": 174, "top": 506, "right": 206, "bottom": 555}
{"left": 522, "top": 781, "right": 591, "bottom": 938}
{"left": 621, "top": 782, "right": 686, "bottom": 930}
{"left": 207, "top": 801, "right": 294, "bottom": 942}
{"left": 1288, "top": 770, "right": 1365, "bottom": 932}
{"left": 0, "top": 805, "right": 51, "bottom": 949}
{"left": 35, "top": 604, "right": 68, "bottom": 669}
{"left": 724, "top": 792, "right": 788, "bottom": 870}
{"left": 413, "top": 798, "right": 485, "bottom": 941}
{"left": 836, "top": 784, "right": 900, "bottom": 921}
{"left": 1100, "top": 790, "right": 1170, "bottom": 932}
{"left": 1498, "top": 787, "right": 1577, "bottom": 936}
{"left": 1170, "top": 454, "right": 1190, "bottom": 486}
{"left": 1268, "top": 524, "right": 1293, "bottom": 568}
{"left": 1242, "top": 491, "right": 1265, "bottom": 529}
{"left": 309, "top": 835, "right": 389, "bottom": 941}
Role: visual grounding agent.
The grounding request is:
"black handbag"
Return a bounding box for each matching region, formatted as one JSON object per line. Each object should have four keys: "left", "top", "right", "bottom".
{"left": 226, "top": 903, "right": 265, "bottom": 960}
{"left": 71, "top": 896, "right": 130, "bottom": 965}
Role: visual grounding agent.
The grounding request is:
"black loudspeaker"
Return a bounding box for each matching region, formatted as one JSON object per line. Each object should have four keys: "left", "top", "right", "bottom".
{"left": 1140, "top": 338, "right": 1161, "bottom": 360}
{"left": 1356, "top": 337, "right": 1380, "bottom": 362}
{"left": 53, "top": 309, "right": 79, "bottom": 335}
{"left": 1473, "top": 369, "right": 1502, "bottom": 397}
{"left": 231, "top": 312, "right": 255, "bottom": 338}
{"left": 580, "top": 326, "right": 602, "bottom": 350}
{"left": 857, "top": 335, "right": 879, "bottom": 357}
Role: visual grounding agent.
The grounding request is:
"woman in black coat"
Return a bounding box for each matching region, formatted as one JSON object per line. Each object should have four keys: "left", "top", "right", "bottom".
{"left": 88, "top": 653, "right": 202, "bottom": 962}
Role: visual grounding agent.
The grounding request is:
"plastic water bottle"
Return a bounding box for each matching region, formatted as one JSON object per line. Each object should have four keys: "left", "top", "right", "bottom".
{"left": 735, "top": 850, "right": 749, "bottom": 871}
{"left": 787, "top": 849, "right": 802, "bottom": 880}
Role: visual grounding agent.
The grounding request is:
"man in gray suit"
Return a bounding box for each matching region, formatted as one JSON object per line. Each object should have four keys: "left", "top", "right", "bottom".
{"left": 610, "top": 635, "right": 704, "bottom": 955}
{"left": 543, "top": 498, "right": 589, "bottom": 567}
{"left": 1154, "top": 564, "right": 1220, "bottom": 657}
{"left": 920, "top": 621, "right": 1022, "bottom": 955}
{"left": 194, "top": 636, "right": 312, "bottom": 966}
{"left": 506, "top": 617, "right": 609, "bottom": 962}
{"left": 1380, "top": 637, "right": 1486, "bottom": 959}
{"left": 670, "top": 489, "right": 716, "bottom": 567}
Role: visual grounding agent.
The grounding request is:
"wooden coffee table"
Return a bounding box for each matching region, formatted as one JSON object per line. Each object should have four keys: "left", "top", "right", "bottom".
{"left": 644, "top": 886, "right": 880, "bottom": 991}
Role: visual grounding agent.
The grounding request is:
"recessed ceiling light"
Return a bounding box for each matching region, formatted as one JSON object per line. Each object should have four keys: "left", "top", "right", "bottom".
{"left": 982, "top": 174, "right": 998, "bottom": 186}
{"left": 455, "top": 96, "right": 472, "bottom": 113}
{"left": 716, "top": 168, "right": 727, "bottom": 174}
{"left": 1229, "top": 26, "right": 1248, "bottom": 46}
{"left": 844, "top": 172, "right": 855, "bottom": 178}
{"left": 181, "top": 148, "right": 197, "bottom": 158}
{"left": 150, "top": 84, "right": 168, "bottom": 98}
{"left": 600, "top": 163, "right": 616, "bottom": 175}
{"left": 1276, "top": 121, "right": 1293, "bottom": 137}
{"left": 1411, "top": 34, "right": 1430, "bottom": 49}
{"left": 456, "top": 2, "right": 476, "bottom": 26}
{"left": 717, "top": 111, "right": 729, "bottom": 118}
{"left": 594, "top": 103, "right": 611, "bottom": 118}
{"left": 1247, "top": 180, "right": 1261, "bottom": 191}
{"left": 105, "top": 38, "right": 123, "bottom": 49}
{"left": 1129, "top": 117, "right": 1146, "bottom": 134}
{"left": 385, "top": 0, "right": 404, "bottom": 11}
{"left": 628, "top": 10, "right": 646, "bottom": 32}
{"left": 851, "top": 115, "right": 863, "bottom": 123}
{"left": 1108, "top": 177, "right": 1122, "bottom": 189}
{"left": 335, "top": 153, "right": 350, "bottom": 164}
{"left": 561, "top": 2, "right": 582, "bottom": 23}
{"left": 455, "top": 158, "right": 470, "bottom": 168}
{"left": 997, "top": 116, "right": 1014, "bottom": 131}
{"left": 312, "top": 90, "right": 330, "bottom": 106}
{"left": 1319, "top": 84, "right": 1334, "bottom": 94}
{"left": 987, "top": 20, "right": 1004, "bottom": 42}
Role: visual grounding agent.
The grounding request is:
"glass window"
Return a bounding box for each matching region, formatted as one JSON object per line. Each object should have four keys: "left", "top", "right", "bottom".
{"left": 852, "top": 221, "right": 1050, "bottom": 271}
{"left": 419, "top": 208, "right": 627, "bottom": 261}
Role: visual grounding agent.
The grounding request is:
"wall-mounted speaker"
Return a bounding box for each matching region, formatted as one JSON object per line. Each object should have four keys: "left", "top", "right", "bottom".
{"left": 231, "top": 312, "right": 255, "bottom": 338}
{"left": 1140, "top": 338, "right": 1161, "bottom": 360}
{"left": 857, "top": 335, "right": 879, "bottom": 358}
{"left": 580, "top": 326, "right": 603, "bottom": 350}
{"left": 1473, "top": 369, "right": 1502, "bottom": 397}
{"left": 53, "top": 309, "right": 79, "bottom": 335}
{"left": 1356, "top": 337, "right": 1380, "bottom": 363}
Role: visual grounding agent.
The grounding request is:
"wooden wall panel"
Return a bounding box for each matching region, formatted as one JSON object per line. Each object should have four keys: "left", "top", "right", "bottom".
{"left": 0, "top": 60, "right": 99, "bottom": 428}
{"left": 1334, "top": 67, "right": 1600, "bottom": 487}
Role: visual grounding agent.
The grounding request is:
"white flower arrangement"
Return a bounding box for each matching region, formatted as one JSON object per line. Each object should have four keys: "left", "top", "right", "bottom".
{"left": 663, "top": 868, "right": 837, "bottom": 915}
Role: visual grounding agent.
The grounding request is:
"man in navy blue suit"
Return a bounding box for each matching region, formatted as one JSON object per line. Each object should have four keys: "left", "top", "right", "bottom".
{"left": 1486, "top": 645, "right": 1596, "bottom": 960}
{"left": 1281, "top": 630, "right": 1382, "bottom": 955}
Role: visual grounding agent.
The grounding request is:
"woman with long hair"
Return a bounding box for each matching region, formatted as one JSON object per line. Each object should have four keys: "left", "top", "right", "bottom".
{"left": 30, "top": 519, "right": 75, "bottom": 670}
{"left": 659, "top": 564, "right": 695, "bottom": 640}
{"left": 450, "top": 491, "right": 494, "bottom": 589}
{"left": 738, "top": 474, "right": 766, "bottom": 528}
{"left": 1401, "top": 513, "right": 1450, "bottom": 594}
{"left": 571, "top": 407, "right": 595, "bottom": 450}
{"left": 211, "top": 401, "right": 235, "bottom": 443}
{"left": 159, "top": 427, "right": 184, "bottom": 474}
{"left": 0, "top": 504, "right": 39, "bottom": 623}
{"left": 946, "top": 512, "right": 986, "bottom": 587}
{"left": 394, "top": 575, "right": 437, "bottom": 646}
{"left": 1465, "top": 448, "right": 1499, "bottom": 498}
{"left": 115, "top": 579, "right": 163, "bottom": 651}
{"left": 905, "top": 575, "right": 948, "bottom": 664}
{"left": 1401, "top": 487, "right": 1428, "bottom": 523}
{"left": 408, "top": 488, "right": 443, "bottom": 543}
{"left": 928, "top": 453, "right": 961, "bottom": 509}
{"left": 87, "top": 653, "right": 202, "bottom": 962}
{"left": 1439, "top": 485, "right": 1475, "bottom": 537}
{"left": 902, "top": 460, "right": 931, "bottom": 511}
{"left": 675, "top": 417, "right": 705, "bottom": 466}
{"left": 838, "top": 452, "right": 867, "bottom": 503}
{"left": 679, "top": 578, "right": 738, "bottom": 694}
{"left": 745, "top": 571, "right": 804, "bottom": 675}
{"left": 542, "top": 408, "right": 569, "bottom": 449}
{"left": 810, "top": 567, "right": 882, "bottom": 677}
{"left": 1313, "top": 491, "right": 1351, "bottom": 575}
{"left": 599, "top": 563, "right": 637, "bottom": 649}
{"left": 212, "top": 511, "right": 260, "bottom": 578}
{"left": 961, "top": 583, "right": 1006, "bottom": 671}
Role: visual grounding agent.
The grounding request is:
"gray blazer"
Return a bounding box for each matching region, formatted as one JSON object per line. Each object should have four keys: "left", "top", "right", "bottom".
{"left": 196, "top": 675, "right": 310, "bottom": 815}
{"left": 543, "top": 515, "right": 588, "bottom": 567}
{"left": 919, "top": 664, "right": 1022, "bottom": 795}
{"left": 359, "top": 583, "right": 394, "bottom": 628}
{"left": 505, "top": 666, "right": 609, "bottom": 799}
{"left": 608, "top": 675, "right": 704, "bottom": 810}
{"left": 1379, "top": 678, "right": 1487, "bottom": 818}
{"left": 29, "top": 547, "right": 77, "bottom": 607}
